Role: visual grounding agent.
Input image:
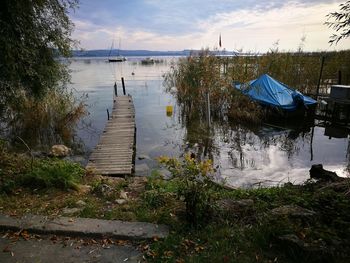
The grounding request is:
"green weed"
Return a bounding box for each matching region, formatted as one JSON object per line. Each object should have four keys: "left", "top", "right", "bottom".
{"left": 20, "top": 159, "right": 84, "bottom": 190}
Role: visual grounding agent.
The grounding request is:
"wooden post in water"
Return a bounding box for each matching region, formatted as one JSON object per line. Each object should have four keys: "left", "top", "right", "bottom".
{"left": 121, "top": 77, "right": 126, "bottom": 95}
{"left": 114, "top": 82, "right": 117, "bottom": 97}
{"left": 316, "top": 56, "right": 325, "bottom": 98}
{"left": 206, "top": 92, "right": 211, "bottom": 127}
{"left": 338, "top": 70, "right": 342, "bottom": 85}
{"left": 106, "top": 109, "right": 110, "bottom": 120}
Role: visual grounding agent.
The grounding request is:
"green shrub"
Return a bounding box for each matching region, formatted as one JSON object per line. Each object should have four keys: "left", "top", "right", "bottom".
{"left": 158, "top": 154, "right": 216, "bottom": 226}
{"left": 20, "top": 159, "right": 84, "bottom": 190}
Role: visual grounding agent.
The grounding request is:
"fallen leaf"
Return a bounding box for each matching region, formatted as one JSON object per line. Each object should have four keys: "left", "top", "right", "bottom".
{"left": 164, "top": 251, "right": 173, "bottom": 257}
{"left": 195, "top": 245, "right": 204, "bottom": 252}
{"left": 3, "top": 246, "right": 11, "bottom": 253}
{"left": 21, "top": 230, "right": 30, "bottom": 240}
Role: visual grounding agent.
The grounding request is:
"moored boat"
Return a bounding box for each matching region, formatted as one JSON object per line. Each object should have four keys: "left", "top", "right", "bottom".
{"left": 233, "top": 74, "right": 317, "bottom": 118}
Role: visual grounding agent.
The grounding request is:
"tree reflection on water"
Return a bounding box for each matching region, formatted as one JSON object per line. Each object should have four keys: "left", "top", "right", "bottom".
{"left": 179, "top": 104, "right": 349, "bottom": 187}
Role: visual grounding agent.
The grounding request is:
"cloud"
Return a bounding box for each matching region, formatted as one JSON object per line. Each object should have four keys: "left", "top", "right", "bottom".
{"left": 71, "top": 0, "right": 350, "bottom": 51}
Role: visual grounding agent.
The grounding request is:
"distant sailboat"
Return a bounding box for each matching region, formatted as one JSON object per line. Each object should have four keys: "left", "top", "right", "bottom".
{"left": 108, "top": 39, "right": 126, "bottom": 62}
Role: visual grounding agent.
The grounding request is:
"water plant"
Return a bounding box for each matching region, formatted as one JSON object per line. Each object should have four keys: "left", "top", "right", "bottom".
{"left": 164, "top": 49, "right": 264, "bottom": 124}
{"left": 4, "top": 88, "right": 87, "bottom": 150}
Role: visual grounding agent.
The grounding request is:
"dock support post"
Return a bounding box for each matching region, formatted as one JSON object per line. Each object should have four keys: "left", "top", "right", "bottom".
{"left": 121, "top": 77, "right": 126, "bottom": 95}
{"left": 316, "top": 56, "right": 325, "bottom": 99}
{"left": 107, "top": 109, "right": 110, "bottom": 120}
{"left": 114, "top": 82, "right": 117, "bottom": 97}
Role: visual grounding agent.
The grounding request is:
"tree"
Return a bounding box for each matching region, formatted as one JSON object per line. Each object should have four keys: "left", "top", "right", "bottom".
{"left": 325, "top": 1, "right": 350, "bottom": 45}
{"left": 0, "top": 0, "right": 78, "bottom": 98}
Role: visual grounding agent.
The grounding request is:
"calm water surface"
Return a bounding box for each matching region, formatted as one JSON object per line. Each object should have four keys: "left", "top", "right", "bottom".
{"left": 69, "top": 57, "right": 349, "bottom": 188}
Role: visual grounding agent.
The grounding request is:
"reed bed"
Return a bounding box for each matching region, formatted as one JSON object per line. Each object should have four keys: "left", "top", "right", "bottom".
{"left": 3, "top": 87, "right": 87, "bottom": 149}
{"left": 164, "top": 49, "right": 350, "bottom": 125}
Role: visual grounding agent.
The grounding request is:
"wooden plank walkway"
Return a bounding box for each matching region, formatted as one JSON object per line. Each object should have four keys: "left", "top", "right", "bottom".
{"left": 86, "top": 95, "right": 136, "bottom": 176}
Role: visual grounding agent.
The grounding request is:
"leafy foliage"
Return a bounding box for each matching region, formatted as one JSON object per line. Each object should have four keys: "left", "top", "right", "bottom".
{"left": 0, "top": 140, "right": 84, "bottom": 192}
{"left": 158, "top": 154, "right": 217, "bottom": 225}
{"left": 325, "top": 1, "right": 350, "bottom": 45}
{"left": 0, "top": 0, "right": 78, "bottom": 101}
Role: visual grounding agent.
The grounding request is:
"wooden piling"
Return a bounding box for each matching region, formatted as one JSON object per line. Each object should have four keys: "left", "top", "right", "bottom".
{"left": 121, "top": 77, "right": 126, "bottom": 95}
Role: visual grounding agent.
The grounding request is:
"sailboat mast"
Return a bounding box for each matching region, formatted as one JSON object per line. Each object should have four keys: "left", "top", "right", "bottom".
{"left": 118, "top": 39, "right": 121, "bottom": 56}
{"left": 108, "top": 39, "right": 114, "bottom": 58}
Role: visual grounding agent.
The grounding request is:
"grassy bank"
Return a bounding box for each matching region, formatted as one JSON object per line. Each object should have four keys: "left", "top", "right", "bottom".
{"left": 1, "top": 148, "right": 349, "bottom": 262}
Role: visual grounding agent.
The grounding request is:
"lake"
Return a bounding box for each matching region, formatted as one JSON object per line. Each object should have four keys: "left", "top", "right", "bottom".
{"left": 69, "top": 57, "right": 349, "bottom": 188}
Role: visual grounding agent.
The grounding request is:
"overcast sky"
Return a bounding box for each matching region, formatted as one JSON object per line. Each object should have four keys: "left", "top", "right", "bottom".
{"left": 70, "top": 0, "right": 350, "bottom": 52}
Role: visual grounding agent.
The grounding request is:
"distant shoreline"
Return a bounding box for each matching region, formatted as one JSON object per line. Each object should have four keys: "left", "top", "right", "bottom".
{"left": 71, "top": 49, "right": 237, "bottom": 58}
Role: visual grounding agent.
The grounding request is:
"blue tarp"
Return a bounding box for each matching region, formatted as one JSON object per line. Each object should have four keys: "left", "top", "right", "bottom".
{"left": 234, "top": 74, "right": 317, "bottom": 111}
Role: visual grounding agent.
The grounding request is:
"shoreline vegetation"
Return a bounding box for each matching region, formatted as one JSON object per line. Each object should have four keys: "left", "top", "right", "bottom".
{"left": 1, "top": 145, "right": 350, "bottom": 262}
{"left": 1, "top": 46, "right": 349, "bottom": 261}
{"left": 164, "top": 48, "right": 350, "bottom": 125}
{"left": 1, "top": 46, "right": 350, "bottom": 262}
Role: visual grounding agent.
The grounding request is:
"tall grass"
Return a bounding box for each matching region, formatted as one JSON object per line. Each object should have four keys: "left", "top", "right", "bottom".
{"left": 164, "top": 49, "right": 263, "bottom": 124}
{"left": 3, "top": 87, "right": 86, "bottom": 149}
{"left": 225, "top": 50, "right": 350, "bottom": 95}
{"left": 164, "top": 49, "right": 350, "bottom": 125}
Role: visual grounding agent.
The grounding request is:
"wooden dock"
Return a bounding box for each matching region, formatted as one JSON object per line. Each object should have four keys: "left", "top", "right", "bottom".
{"left": 86, "top": 95, "right": 136, "bottom": 176}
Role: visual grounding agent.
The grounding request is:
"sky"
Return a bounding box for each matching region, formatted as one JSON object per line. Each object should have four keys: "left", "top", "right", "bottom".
{"left": 70, "top": 0, "right": 350, "bottom": 52}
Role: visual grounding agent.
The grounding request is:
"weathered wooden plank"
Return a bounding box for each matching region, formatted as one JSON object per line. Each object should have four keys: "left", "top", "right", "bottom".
{"left": 87, "top": 95, "right": 135, "bottom": 176}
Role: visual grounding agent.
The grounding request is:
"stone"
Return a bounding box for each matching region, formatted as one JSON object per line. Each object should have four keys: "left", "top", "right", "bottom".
{"left": 0, "top": 237, "right": 142, "bottom": 263}
{"left": 76, "top": 200, "right": 86, "bottom": 207}
{"left": 217, "top": 199, "right": 254, "bottom": 211}
{"left": 0, "top": 213, "right": 169, "bottom": 240}
{"left": 102, "top": 177, "right": 126, "bottom": 186}
{"left": 128, "top": 177, "right": 147, "bottom": 190}
{"left": 101, "top": 184, "right": 113, "bottom": 193}
{"left": 61, "top": 207, "right": 81, "bottom": 215}
{"left": 270, "top": 205, "right": 316, "bottom": 218}
{"left": 50, "top": 145, "right": 71, "bottom": 157}
{"left": 278, "top": 234, "right": 330, "bottom": 258}
{"left": 309, "top": 164, "right": 339, "bottom": 181}
{"left": 158, "top": 168, "right": 172, "bottom": 179}
{"left": 77, "top": 185, "right": 91, "bottom": 195}
{"left": 135, "top": 163, "right": 150, "bottom": 176}
{"left": 115, "top": 199, "right": 127, "bottom": 205}
{"left": 137, "top": 154, "right": 151, "bottom": 160}
{"left": 120, "top": 190, "right": 128, "bottom": 200}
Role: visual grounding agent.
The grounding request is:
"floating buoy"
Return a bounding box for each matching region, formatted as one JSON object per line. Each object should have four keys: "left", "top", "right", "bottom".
{"left": 166, "top": 105, "right": 173, "bottom": 117}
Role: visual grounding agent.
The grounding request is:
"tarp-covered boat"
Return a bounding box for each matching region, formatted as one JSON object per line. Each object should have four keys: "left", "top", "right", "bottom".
{"left": 234, "top": 74, "right": 317, "bottom": 112}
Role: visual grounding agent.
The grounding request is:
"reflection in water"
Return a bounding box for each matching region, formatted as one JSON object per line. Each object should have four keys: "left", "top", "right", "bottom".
{"left": 69, "top": 57, "right": 349, "bottom": 188}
